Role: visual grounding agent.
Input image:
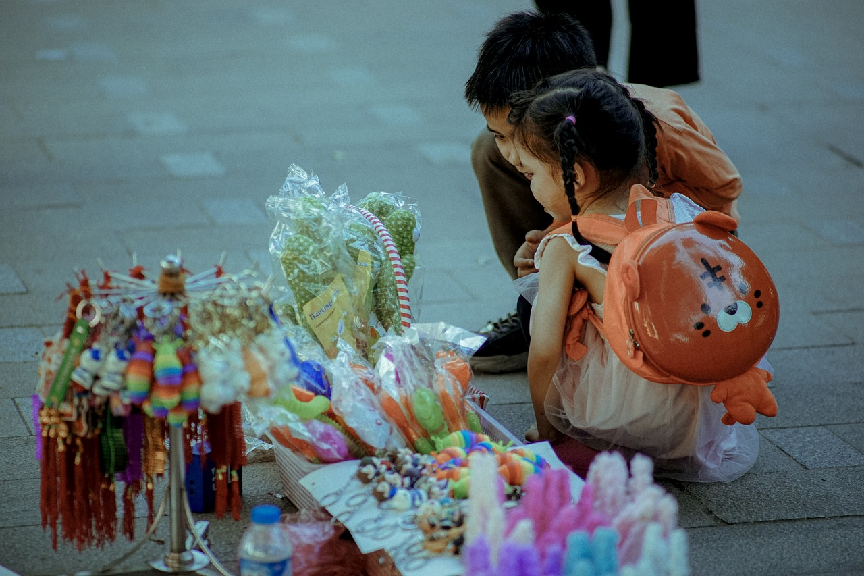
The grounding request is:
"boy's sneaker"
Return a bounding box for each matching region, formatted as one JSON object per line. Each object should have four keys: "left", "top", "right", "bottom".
{"left": 470, "top": 311, "right": 529, "bottom": 374}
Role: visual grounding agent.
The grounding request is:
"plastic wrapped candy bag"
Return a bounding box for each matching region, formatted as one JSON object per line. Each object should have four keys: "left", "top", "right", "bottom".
{"left": 267, "top": 165, "right": 364, "bottom": 358}
{"left": 328, "top": 348, "right": 402, "bottom": 452}
{"left": 328, "top": 183, "right": 387, "bottom": 345}
{"left": 370, "top": 323, "right": 485, "bottom": 453}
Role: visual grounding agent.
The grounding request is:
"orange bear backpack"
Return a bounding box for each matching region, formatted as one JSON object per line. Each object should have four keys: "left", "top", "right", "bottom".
{"left": 572, "top": 185, "right": 780, "bottom": 426}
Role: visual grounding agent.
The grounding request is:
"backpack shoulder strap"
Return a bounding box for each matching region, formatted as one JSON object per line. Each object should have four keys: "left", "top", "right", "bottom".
{"left": 547, "top": 184, "right": 674, "bottom": 247}
{"left": 624, "top": 184, "right": 676, "bottom": 231}
{"left": 549, "top": 214, "right": 628, "bottom": 247}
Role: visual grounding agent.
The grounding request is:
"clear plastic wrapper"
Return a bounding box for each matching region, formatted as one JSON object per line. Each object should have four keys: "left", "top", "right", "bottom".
{"left": 328, "top": 349, "right": 403, "bottom": 451}
{"left": 281, "top": 508, "right": 367, "bottom": 576}
{"left": 369, "top": 324, "right": 486, "bottom": 453}
{"left": 267, "top": 166, "right": 365, "bottom": 358}
{"left": 329, "top": 184, "right": 387, "bottom": 344}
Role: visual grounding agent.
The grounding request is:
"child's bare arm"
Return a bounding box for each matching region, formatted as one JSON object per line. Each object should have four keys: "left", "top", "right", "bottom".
{"left": 528, "top": 237, "right": 607, "bottom": 441}
{"left": 526, "top": 238, "right": 572, "bottom": 440}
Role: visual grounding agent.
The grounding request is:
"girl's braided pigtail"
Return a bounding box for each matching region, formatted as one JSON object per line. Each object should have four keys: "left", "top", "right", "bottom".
{"left": 555, "top": 117, "right": 584, "bottom": 244}
{"left": 629, "top": 97, "right": 659, "bottom": 186}
{"left": 555, "top": 115, "right": 612, "bottom": 264}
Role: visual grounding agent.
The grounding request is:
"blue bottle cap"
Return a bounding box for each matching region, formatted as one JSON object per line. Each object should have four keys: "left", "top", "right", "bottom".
{"left": 250, "top": 504, "right": 281, "bottom": 524}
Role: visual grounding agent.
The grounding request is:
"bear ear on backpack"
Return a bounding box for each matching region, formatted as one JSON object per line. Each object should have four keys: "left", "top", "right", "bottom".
{"left": 693, "top": 211, "right": 738, "bottom": 234}
{"left": 620, "top": 259, "right": 640, "bottom": 301}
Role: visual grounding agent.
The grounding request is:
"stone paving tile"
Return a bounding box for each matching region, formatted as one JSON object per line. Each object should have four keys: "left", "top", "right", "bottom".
{"left": 0, "top": 362, "right": 40, "bottom": 399}
{"left": 248, "top": 6, "right": 296, "bottom": 25}
{"left": 0, "top": 328, "right": 46, "bottom": 363}
{"left": 0, "top": 399, "right": 29, "bottom": 438}
{"left": 0, "top": 518, "right": 173, "bottom": 576}
{"left": 827, "top": 423, "right": 864, "bottom": 453}
{"left": 73, "top": 175, "right": 278, "bottom": 204}
{"left": 768, "top": 344, "right": 864, "bottom": 388}
{"left": 804, "top": 219, "right": 864, "bottom": 244}
{"left": 160, "top": 152, "right": 226, "bottom": 178}
{"left": 97, "top": 75, "right": 150, "bottom": 98}
{"left": 472, "top": 373, "right": 530, "bottom": 406}
{"left": 119, "top": 224, "right": 271, "bottom": 264}
{"left": 815, "top": 272, "right": 864, "bottom": 312}
{"left": 657, "top": 482, "right": 718, "bottom": 529}
{"left": 13, "top": 397, "right": 36, "bottom": 436}
{"left": 759, "top": 380, "right": 864, "bottom": 430}
{"left": 286, "top": 32, "right": 337, "bottom": 54}
{"left": 416, "top": 142, "right": 472, "bottom": 166}
{"left": 4, "top": 257, "right": 106, "bottom": 298}
{"left": 750, "top": 433, "right": 804, "bottom": 473}
{"left": 0, "top": 437, "right": 39, "bottom": 481}
{"left": 418, "top": 301, "right": 509, "bottom": 340}
{"left": 419, "top": 270, "right": 475, "bottom": 305}
{"left": 681, "top": 466, "right": 864, "bottom": 523}
{"left": 69, "top": 42, "right": 118, "bottom": 62}
{"left": 369, "top": 104, "right": 423, "bottom": 127}
{"left": 819, "top": 309, "right": 864, "bottom": 347}
{"left": 8, "top": 99, "right": 133, "bottom": 139}
{"left": 126, "top": 111, "right": 188, "bottom": 136}
{"left": 0, "top": 295, "right": 65, "bottom": 330}
{"left": 770, "top": 310, "right": 854, "bottom": 350}
{"left": 93, "top": 197, "right": 211, "bottom": 231}
{"left": 245, "top": 249, "right": 274, "bottom": 276}
{"left": 0, "top": 264, "right": 27, "bottom": 294}
{"left": 34, "top": 47, "right": 69, "bottom": 61}
{"left": 0, "top": 210, "right": 131, "bottom": 263}
{"left": 201, "top": 198, "right": 268, "bottom": 225}
{"left": 43, "top": 14, "right": 88, "bottom": 31}
{"left": 687, "top": 516, "right": 864, "bottom": 576}
{"left": 761, "top": 426, "right": 864, "bottom": 469}
{"left": 481, "top": 401, "right": 534, "bottom": 445}
{"left": 0, "top": 476, "right": 43, "bottom": 528}
{"left": 2, "top": 182, "right": 80, "bottom": 208}
{"left": 0, "top": 462, "right": 284, "bottom": 575}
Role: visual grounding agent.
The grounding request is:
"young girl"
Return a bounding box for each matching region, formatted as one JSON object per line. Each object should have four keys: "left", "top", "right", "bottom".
{"left": 510, "top": 70, "right": 759, "bottom": 482}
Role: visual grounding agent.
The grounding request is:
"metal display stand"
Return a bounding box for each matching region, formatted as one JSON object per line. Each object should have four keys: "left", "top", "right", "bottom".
{"left": 98, "top": 425, "right": 234, "bottom": 575}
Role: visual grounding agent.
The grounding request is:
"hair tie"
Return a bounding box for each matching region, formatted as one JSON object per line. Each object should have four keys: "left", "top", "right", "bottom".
{"left": 565, "top": 115, "right": 576, "bottom": 125}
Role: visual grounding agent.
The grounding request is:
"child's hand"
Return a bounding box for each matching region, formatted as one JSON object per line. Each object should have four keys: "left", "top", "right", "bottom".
{"left": 514, "top": 229, "right": 546, "bottom": 278}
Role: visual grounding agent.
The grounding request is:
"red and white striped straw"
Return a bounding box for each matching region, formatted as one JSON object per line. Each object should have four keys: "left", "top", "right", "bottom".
{"left": 356, "top": 207, "right": 412, "bottom": 329}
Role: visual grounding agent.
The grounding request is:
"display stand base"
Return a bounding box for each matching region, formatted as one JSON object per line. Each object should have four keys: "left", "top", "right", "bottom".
{"left": 150, "top": 550, "right": 210, "bottom": 573}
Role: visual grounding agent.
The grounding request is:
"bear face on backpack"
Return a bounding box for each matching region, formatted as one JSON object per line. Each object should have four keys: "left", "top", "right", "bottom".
{"left": 605, "top": 210, "right": 779, "bottom": 384}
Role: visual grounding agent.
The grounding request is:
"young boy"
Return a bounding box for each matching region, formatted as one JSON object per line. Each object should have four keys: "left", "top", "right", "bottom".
{"left": 465, "top": 10, "right": 742, "bottom": 374}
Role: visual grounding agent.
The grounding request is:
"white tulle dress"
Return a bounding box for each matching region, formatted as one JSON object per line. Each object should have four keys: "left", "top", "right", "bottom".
{"left": 516, "top": 195, "right": 763, "bottom": 482}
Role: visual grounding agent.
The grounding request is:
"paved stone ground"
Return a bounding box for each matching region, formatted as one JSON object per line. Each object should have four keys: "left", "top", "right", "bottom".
{"left": 1, "top": 0, "right": 863, "bottom": 574}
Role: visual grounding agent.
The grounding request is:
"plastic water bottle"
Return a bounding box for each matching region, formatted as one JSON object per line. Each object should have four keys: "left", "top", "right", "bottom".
{"left": 238, "top": 504, "right": 292, "bottom": 576}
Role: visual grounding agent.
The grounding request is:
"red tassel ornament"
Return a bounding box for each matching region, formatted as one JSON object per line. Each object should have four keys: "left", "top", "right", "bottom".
{"left": 214, "top": 466, "right": 228, "bottom": 519}
{"left": 230, "top": 469, "right": 242, "bottom": 520}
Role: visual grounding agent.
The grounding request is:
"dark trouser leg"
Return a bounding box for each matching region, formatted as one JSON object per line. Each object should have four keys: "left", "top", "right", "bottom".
{"left": 627, "top": 0, "right": 700, "bottom": 87}
{"left": 471, "top": 130, "right": 553, "bottom": 280}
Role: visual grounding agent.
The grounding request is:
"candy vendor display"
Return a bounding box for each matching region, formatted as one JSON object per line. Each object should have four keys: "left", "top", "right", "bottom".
{"left": 34, "top": 254, "right": 278, "bottom": 550}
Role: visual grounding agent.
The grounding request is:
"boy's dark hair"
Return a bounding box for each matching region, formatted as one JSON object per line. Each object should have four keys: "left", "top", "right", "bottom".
{"left": 508, "top": 70, "right": 658, "bottom": 257}
{"left": 465, "top": 10, "right": 597, "bottom": 112}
